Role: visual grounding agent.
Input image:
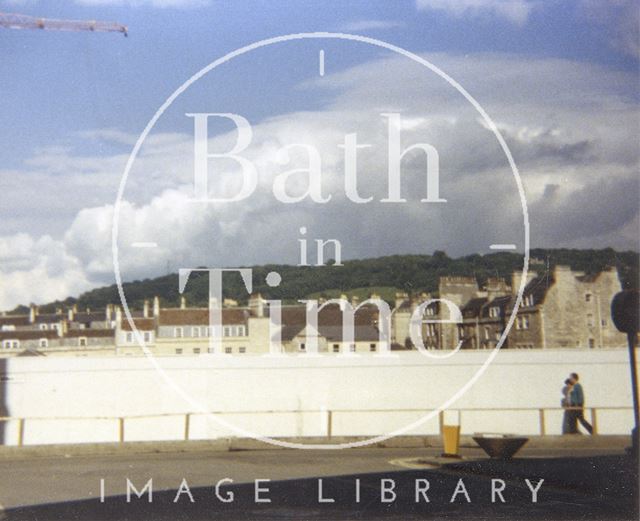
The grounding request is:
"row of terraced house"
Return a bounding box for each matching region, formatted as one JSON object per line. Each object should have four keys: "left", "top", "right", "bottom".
{"left": 0, "top": 265, "right": 628, "bottom": 357}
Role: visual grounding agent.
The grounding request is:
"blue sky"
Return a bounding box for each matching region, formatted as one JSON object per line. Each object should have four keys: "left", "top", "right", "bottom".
{"left": 1, "top": 0, "right": 636, "bottom": 166}
{"left": 0, "top": 0, "right": 638, "bottom": 308}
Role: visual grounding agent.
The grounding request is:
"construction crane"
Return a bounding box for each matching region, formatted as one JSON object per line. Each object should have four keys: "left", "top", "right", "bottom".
{"left": 0, "top": 12, "right": 127, "bottom": 36}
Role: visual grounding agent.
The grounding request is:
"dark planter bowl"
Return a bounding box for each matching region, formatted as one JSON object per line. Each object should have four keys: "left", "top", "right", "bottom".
{"left": 472, "top": 435, "right": 529, "bottom": 459}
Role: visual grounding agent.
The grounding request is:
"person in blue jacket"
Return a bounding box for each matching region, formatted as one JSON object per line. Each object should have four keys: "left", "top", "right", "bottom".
{"left": 569, "top": 372, "right": 593, "bottom": 435}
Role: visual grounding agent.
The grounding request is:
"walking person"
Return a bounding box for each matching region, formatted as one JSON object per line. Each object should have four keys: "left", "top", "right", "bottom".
{"left": 569, "top": 372, "right": 593, "bottom": 435}
{"left": 561, "top": 378, "right": 576, "bottom": 434}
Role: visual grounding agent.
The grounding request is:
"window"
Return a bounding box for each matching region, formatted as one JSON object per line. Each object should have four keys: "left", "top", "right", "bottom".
{"left": 516, "top": 316, "right": 530, "bottom": 330}
{"left": 370, "top": 343, "right": 377, "bottom": 352}
{"left": 425, "top": 324, "right": 437, "bottom": 337}
{"left": 193, "top": 347, "right": 201, "bottom": 354}
{"left": 39, "top": 323, "right": 48, "bottom": 330}
{"left": 223, "top": 326, "right": 231, "bottom": 337}
{"left": 51, "top": 324, "right": 59, "bottom": 331}
{"left": 225, "top": 347, "right": 232, "bottom": 354}
{"left": 174, "top": 327, "right": 183, "bottom": 338}
{"left": 587, "top": 314, "right": 594, "bottom": 327}
{"left": 601, "top": 319, "right": 607, "bottom": 327}
{"left": 239, "top": 346, "right": 246, "bottom": 353}
{"left": 2, "top": 340, "right": 19, "bottom": 349}
{"left": 237, "top": 325, "right": 247, "bottom": 337}
{"left": 126, "top": 332, "right": 133, "bottom": 343}
{"left": 298, "top": 342, "right": 306, "bottom": 352}
{"left": 175, "top": 348, "right": 183, "bottom": 355}
{"left": 585, "top": 293, "right": 592, "bottom": 302}
{"left": 78, "top": 337, "right": 87, "bottom": 347}
{"left": 349, "top": 344, "right": 356, "bottom": 353}
{"left": 143, "top": 331, "right": 152, "bottom": 342}
{"left": 484, "top": 327, "right": 490, "bottom": 340}
{"left": 333, "top": 344, "right": 340, "bottom": 353}
{"left": 588, "top": 338, "right": 595, "bottom": 349}
{"left": 192, "top": 327, "right": 200, "bottom": 338}
{"left": 489, "top": 306, "right": 500, "bottom": 318}
{"left": 39, "top": 338, "right": 48, "bottom": 348}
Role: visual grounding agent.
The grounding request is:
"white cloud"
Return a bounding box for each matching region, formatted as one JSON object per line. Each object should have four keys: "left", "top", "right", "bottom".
{"left": 337, "top": 20, "right": 404, "bottom": 32}
{"left": 416, "top": 0, "right": 535, "bottom": 25}
{"left": 74, "top": 0, "right": 209, "bottom": 8}
{"left": 0, "top": 52, "right": 637, "bottom": 310}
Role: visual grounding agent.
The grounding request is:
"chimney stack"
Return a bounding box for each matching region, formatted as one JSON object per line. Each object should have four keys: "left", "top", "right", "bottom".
{"left": 511, "top": 271, "right": 537, "bottom": 295}
{"left": 68, "top": 307, "right": 75, "bottom": 322}
{"left": 153, "top": 296, "right": 160, "bottom": 317}
{"left": 395, "top": 292, "right": 408, "bottom": 310}
{"left": 180, "top": 296, "right": 186, "bottom": 309}
{"left": 29, "top": 305, "right": 37, "bottom": 323}
{"left": 249, "top": 293, "right": 264, "bottom": 318}
{"left": 143, "top": 300, "right": 150, "bottom": 318}
{"left": 339, "top": 293, "right": 348, "bottom": 311}
{"left": 115, "top": 306, "right": 122, "bottom": 332}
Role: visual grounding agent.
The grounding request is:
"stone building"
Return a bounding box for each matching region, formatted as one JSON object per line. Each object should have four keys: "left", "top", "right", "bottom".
{"left": 0, "top": 266, "right": 629, "bottom": 357}
{"left": 506, "top": 265, "right": 626, "bottom": 349}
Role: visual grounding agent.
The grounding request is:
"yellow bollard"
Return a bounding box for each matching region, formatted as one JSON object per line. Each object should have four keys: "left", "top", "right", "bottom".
{"left": 442, "top": 424, "right": 461, "bottom": 458}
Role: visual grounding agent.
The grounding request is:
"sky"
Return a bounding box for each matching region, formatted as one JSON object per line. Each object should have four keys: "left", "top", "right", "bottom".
{"left": 0, "top": 0, "right": 638, "bottom": 310}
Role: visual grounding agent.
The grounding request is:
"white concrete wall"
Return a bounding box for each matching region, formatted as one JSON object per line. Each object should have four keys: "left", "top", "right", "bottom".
{"left": 0, "top": 349, "right": 636, "bottom": 445}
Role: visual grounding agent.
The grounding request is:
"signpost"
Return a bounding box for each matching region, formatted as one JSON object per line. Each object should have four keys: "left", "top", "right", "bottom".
{"left": 611, "top": 290, "right": 639, "bottom": 458}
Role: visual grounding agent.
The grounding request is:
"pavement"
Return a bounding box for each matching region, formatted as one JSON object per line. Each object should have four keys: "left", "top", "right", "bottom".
{"left": 0, "top": 436, "right": 637, "bottom": 520}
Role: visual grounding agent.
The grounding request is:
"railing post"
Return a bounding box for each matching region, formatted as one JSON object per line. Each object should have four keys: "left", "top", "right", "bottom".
{"left": 17, "top": 418, "right": 25, "bottom": 447}
{"left": 438, "top": 410, "right": 444, "bottom": 434}
{"left": 184, "top": 413, "right": 191, "bottom": 441}
{"left": 539, "top": 408, "right": 546, "bottom": 436}
{"left": 326, "top": 410, "right": 332, "bottom": 438}
{"left": 590, "top": 408, "right": 598, "bottom": 435}
{"left": 118, "top": 417, "right": 125, "bottom": 443}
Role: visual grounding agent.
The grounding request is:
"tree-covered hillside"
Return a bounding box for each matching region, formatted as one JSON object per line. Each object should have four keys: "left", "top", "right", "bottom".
{"left": 16, "top": 248, "right": 639, "bottom": 313}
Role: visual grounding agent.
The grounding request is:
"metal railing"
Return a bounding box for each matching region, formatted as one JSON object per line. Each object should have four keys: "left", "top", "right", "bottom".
{"left": 0, "top": 406, "right": 633, "bottom": 446}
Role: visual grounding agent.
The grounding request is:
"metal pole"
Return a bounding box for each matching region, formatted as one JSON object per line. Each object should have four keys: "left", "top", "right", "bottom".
{"left": 17, "top": 418, "right": 25, "bottom": 447}
{"left": 627, "top": 332, "right": 639, "bottom": 432}
{"left": 184, "top": 414, "right": 191, "bottom": 441}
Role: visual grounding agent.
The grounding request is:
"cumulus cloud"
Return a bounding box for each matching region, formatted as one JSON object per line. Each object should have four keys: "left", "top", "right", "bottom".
{"left": 0, "top": 51, "right": 638, "bottom": 310}
{"left": 416, "top": 0, "right": 535, "bottom": 25}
